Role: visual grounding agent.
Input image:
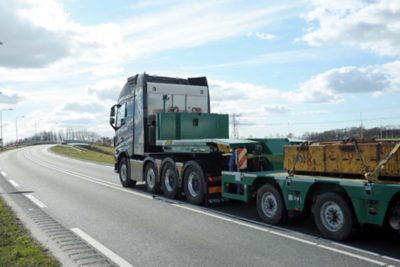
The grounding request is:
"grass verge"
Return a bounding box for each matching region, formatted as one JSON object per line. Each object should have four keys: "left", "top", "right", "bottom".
{"left": 50, "top": 145, "right": 115, "bottom": 165}
{"left": 0, "top": 196, "right": 59, "bottom": 266}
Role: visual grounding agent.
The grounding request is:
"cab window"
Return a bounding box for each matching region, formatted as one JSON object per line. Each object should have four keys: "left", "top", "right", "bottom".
{"left": 127, "top": 100, "right": 134, "bottom": 118}
{"left": 116, "top": 103, "right": 127, "bottom": 127}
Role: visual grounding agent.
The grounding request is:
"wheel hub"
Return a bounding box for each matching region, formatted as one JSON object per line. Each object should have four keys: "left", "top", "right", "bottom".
{"left": 389, "top": 206, "right": 400, "bottom": 230}
{"left": 261, "top": 192, "right": 278, "bottom": 218}
{"left": 146, "top": 168, "right": 155, "bottom": 188}
{"left": 320, "top": 201, "right": 344, "bottom": 232}
{"left": 120, "top": 164, "right": 127, "bottom": 182}
{"left": 188, "top": 173, "right": 200, "bottom": 197}
{"left": 165, "top": 169, "right": 174, "bottom": 192}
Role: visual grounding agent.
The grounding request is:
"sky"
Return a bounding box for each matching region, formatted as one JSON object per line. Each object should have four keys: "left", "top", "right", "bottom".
{"left": 0, "top": 0, "right": 399, "bottom": 143}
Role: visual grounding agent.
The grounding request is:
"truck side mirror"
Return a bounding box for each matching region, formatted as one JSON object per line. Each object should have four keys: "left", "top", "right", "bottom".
{"left": 109, "top": 105, "right": 118, "bottom": 130}
{"left": 109, "top": 117, "right": 118, "bottom": 130}
{"left": 110, "top": 105, "right": 116, "bottom": 116}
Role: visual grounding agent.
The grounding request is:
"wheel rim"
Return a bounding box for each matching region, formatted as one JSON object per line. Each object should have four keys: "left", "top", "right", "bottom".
{"left": 261, "top": 192, "right": 278, "bottom": 218}
{"left": 187, "top": 172, "right": 200, "bottom": 197}
{"left": 164, "top": 169, "right": 175, "bottom": 192}
{"left": 320, "top": 201, "right": 344, "bottom": 232}
{"left": 120, "top": 163, "right": 127, "bottom": 182}
{"left": 146, "top": 167, "right": 155, "bottom": 189}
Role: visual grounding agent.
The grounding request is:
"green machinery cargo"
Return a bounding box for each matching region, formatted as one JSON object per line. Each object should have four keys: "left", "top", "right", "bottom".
{"left": 156, "top": 112, "right": 229, "bottom": 140}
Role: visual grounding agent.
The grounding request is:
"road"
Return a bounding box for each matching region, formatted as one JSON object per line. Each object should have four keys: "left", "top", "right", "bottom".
{"left": 0, "top": 145, "right": 399, "bottom": 267}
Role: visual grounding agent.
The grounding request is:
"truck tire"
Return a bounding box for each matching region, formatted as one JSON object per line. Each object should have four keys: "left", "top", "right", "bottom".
{"left": 144, "top": 162, "right": 161, "bottom": 194}
{"left": 313, "top": 192, "right": 356, "bottom": 241}
{"left": 257, "top": 184, "right": 286, "bottom": 224}
{"left": 161, "top": 161, "right": 179, "bottom": 199}
{"left": 183, "top": 161, "right": 205, "bottom": 205}
{"left": 119, "top": 158, "right": 136, "bottom": 188}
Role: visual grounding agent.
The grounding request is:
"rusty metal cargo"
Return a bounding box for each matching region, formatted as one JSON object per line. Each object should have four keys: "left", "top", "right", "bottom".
{"left": 283, "top": 140, "right": 400, "bottom": 180}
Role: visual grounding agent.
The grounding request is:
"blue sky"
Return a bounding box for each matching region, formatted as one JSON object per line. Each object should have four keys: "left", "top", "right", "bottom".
{"left": 0, "top": 0, "right": 399, "bottom": 143}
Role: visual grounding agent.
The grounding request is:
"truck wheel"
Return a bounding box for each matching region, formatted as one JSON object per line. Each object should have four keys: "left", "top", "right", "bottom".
{"left": 257, "top": 184, "right": 286, "bottom": 224}
{"left": 183, "top": 161, "right": 205, "bottom": 205}
{"left": 161, "top": 161, "right": 179, "bottom": 199}
{"left": 119, "top": 158, "right": 136, "bottom": 188}
{"left": 313, "top": 192, "right": 356, "bottom": 241}
{"left": 144, "top": 162, "right": 160, "bottom": 194}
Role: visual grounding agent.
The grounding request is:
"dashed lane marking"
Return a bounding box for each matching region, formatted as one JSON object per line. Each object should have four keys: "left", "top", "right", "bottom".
{"left": 71, "top": 228, "right": 132, "bottom": 267}
{"left": 25, "top": 194, "right": 47, "bottom": 208}
{"left": 9, "top": 179, "right": 19, "bottom": 187}
{"left": 24, "top": 152, "right": 152, "bottom": 200}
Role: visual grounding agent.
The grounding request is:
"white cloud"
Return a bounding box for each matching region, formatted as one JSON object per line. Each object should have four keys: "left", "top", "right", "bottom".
{"left": 88, "top": 86, "right": 120, "bottom": 102}
{"left": 248, "top": 31, "right": 276, "bottom": 41}
{"left": 208, "top": 79, "right": 291, "bottom": 135}
{"left": 0, "top": 0, "right": 126, "bottom": 70}
{"left": 0, "top": 90, "right": 24, "bottom": 105}
{"left": 0, "top": 0, "right": 71, "bottom": 68}
{"left": 120, "top": 2, "right": 291, "bottom": 59}
{"left": 0, "top": 0, "right": 303, "bottom": 141}
{"left": 290, "top": 61, "right": 400, "bottom": 103}
{"left": 302, "top": 0, "right": 400, "bottom": 56}
{"left": 381, "top": 60, "right": 400, "bottom": 92}
{"left": 264, "top": 104, "right": 291, "bottom": 113}
{"left": 62, "top": 102, "right": 106, "bottom": 114}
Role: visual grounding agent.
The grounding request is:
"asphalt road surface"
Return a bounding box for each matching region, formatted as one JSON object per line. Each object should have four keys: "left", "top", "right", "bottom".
{"left": 0, "top": 145, "right": 399, "bottom": 267}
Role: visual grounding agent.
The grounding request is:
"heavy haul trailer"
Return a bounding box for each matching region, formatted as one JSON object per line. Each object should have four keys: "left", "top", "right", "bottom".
{"left": 222, "top": 140, "right": 400, "bottom": 240}
{"left": 109, "top": 73, "right": 400, "bottom": 241}
{"left": 109, "top": 73, "right": 264, "bottom": 205}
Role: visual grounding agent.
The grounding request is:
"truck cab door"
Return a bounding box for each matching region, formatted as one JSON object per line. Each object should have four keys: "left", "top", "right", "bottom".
{"left": 115, "top": 102, "right": 127, "bottom": 147}
{"left": 115, "top": 100, "right": 134, "bottom": 155}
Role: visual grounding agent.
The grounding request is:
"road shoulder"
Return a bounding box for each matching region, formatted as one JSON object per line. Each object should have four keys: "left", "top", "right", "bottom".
{"left": 0, "top": 174, "right": 115, "bottom": 266}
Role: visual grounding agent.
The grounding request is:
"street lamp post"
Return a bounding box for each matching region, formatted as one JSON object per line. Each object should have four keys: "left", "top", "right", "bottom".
{"left": 16, "top": 115, "right": 25, "bottom": 147}
{"left": 0, "top": 108, "right": 13, "bottom": 149}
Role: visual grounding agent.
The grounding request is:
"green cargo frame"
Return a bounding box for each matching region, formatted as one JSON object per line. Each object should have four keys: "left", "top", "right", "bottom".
{"left": 222, "top": 171, "right": 400, "bottom": 226}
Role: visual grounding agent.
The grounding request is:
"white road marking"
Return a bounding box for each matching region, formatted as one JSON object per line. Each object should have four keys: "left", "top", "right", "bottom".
{"left": 25, "top": 194, "right": 47, "bottom": 208}
{"left": 9, "top": 179, "right": 19, "bottom": 187}
{"left": 1, "top": 171, "right": 7, "bottom": 177}
{"left": 24, "top": 153, "right": 152, "bottom": 200}
{"left": 71, "top": 228, "right": 132, "bottom": 267}
{"left": 317, "top": 245, "right": 386, "bottom": 266}
{"left": 331, "top": 242, "right": 381, "bottom": 257}
{"left": 171, "top": 204, "right": 388, "bottom": 266}
{"left": 382, "top": 256, "right": 400, "bottom": 264}
{"left": 172, "top": 203, "right": 318, "bottom": 246}
{"left": 24, "top": 148, "right": 397, "bottom": 266}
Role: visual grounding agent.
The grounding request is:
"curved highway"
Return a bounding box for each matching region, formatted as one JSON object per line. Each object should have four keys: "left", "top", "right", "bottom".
{"left": 0, "top": 145, "right": 399, "bottom": 267}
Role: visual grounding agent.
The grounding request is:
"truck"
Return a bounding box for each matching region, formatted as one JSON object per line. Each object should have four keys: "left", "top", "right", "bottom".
{"left": 109, "top": 73, "right": 400, "bottom": 241}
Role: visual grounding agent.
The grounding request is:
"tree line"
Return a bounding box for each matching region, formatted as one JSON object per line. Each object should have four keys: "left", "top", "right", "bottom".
{"left": 302, "top": 126, "right": 400, "bottom": 142}
{"left": 6, "top": 128, "right": 112, "bottom": 147}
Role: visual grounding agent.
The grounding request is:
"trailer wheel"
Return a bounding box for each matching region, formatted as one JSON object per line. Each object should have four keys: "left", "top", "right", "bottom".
{"left": 257, "top": 184, "right": 286, "bottom": 224}
{"left": 119, "top": 158, "right": 136, "bottom": 188}
{"left": 161, "top": 161, "right": 179, "bottom": 199}
{"left": 144, "top": 162, "right": 160, "bottom": 194}
{"left": 313, "top": 192, "right": 356, "bottom": 241}
{"left": 183, "top": 161, "right": 205, "bottom": 205}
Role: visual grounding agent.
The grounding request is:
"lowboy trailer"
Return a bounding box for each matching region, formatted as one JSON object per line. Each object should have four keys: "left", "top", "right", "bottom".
{"left": 222, "top": 140, "right": 400, "bottom": 240}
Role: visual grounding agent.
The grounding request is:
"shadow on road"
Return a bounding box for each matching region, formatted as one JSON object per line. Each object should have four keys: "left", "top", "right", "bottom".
{"left": 132, "top": 183, "right": 400, "bottom": 259}
{"left": 0, "top": 190, "right": 34, "bottom": 195}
